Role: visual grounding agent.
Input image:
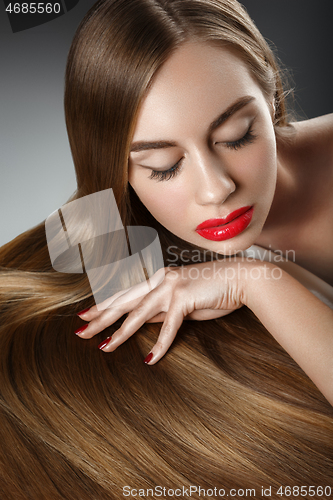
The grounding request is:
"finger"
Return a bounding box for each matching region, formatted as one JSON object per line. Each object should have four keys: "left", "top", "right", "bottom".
{"left": 78, "top": 267, "right": 166, "bottom": 320}
{"left": 75, "top": 294, "right": 143, "bottom": 339}
{"left": 144, "top": 303, "right": 185, "bottom": 365}
{"left": 145, "top": 312, "right": 167, "bottom": 323}
{"left": 77, "top": 272, "right": 169, "bottom": 339}
{"left": 109, "top": 280, "right": 152, "bottom": 308}
{"left": 109, "top": 267, "right": 167, "bottom": 308}
{"left": 77, "top": 287, "right": 131, "bottom": 320}
{"left": 186, "top": 308, "right": 237, "bottom": 320}
{"left": 146, "top": 311, "right": 207, "bottom": 323}
{"left": 78, "top": 278, "right": 152, "bottom": 322}
{"left": 75, "top": 308, "right": 127, "bottom": 339}
{"left": 99, "top": 297, "right": 164, "bottom": 352}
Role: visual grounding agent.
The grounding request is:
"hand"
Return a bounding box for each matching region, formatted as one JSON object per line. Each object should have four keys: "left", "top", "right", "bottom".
{"left": 76, "top": 260, "right": 246, "bottom": 364}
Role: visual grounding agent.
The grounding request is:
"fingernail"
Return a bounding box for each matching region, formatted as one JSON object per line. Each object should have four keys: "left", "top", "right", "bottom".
{"left": 98, "top": 336, "right": 112, "bottom": 350}
{"left": 75, "top": 324, "right": 89, "bottom": 335}
{"left": 144, "top": 352, "right": 153, "bottom": 364}
{"left": 77, "top": 307, "right": 90, "bottom": 316}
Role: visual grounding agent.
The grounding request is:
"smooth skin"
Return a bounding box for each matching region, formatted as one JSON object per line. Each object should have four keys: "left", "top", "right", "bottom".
{"left": 76, "top": 42, "right": 333, "bottom": 405}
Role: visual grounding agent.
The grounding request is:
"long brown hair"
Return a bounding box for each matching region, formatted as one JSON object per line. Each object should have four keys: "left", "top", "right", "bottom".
{"left": 0, "top": 1, "right": 332, "bottom": 498}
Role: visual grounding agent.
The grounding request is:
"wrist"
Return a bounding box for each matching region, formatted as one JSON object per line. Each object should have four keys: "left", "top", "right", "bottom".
{"left": 236, "top": 260, "right": 281, "bottom": 308}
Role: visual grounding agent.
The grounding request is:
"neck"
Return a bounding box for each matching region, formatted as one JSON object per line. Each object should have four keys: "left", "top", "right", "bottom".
{"left": 256, "top": 133, "right": 299, "bottom": 248}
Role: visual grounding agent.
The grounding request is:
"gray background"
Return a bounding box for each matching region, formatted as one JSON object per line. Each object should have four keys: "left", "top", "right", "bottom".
{"left": 1, "top": 1, "right": 332, "bottom": 247}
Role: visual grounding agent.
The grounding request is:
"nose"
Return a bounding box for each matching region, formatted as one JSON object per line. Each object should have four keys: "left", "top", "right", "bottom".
{"left": 192, "top": 151, "right": 236, "bottom": 206}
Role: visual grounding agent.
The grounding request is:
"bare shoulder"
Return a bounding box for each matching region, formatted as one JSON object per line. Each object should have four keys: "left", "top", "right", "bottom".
{"left": 272, "top": 115, "right": 333, "bottom": 284}
{"left": 291, "top": 113, "right": 333, "bottom": 165}
{"left": 292, "top": 113, "right": 333, "bottom": 137}
{"left": 278, "top": 114, "right": 333, "bottom": 178}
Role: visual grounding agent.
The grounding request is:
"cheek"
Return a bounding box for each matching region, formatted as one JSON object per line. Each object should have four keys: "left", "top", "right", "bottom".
{"left": 129, "top": 174, "right": 191, "bottom": 227}
{"left": 236, "top": 135, "right": 277, "bottom": 195}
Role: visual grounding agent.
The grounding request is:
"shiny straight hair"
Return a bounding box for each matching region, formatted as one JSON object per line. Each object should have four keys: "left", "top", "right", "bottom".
{"left": 0, "top": 0, "right": 332, "bottom": 498}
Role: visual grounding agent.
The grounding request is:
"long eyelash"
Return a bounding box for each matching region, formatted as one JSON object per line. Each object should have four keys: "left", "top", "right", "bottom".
{"left": 226, "top": 126, "right": 257, "bottom": 150}
{"left": 149, "top": 159, "right": 183, "bottom": 182}
{"left": 148, "top": 127, "right": 256, "bottom": 182}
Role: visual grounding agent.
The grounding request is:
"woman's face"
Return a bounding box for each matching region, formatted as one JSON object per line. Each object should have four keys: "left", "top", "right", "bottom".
{"left": 128, "top": 42, "right": 277, "bottom": 255}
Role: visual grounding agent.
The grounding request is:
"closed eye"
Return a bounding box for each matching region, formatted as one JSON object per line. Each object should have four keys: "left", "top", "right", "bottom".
{"left": 224, "top": 125, "right": 257, "bottom": 150}
{"left": 149, "top": 158, "right": 183, "bottom": 182}
{"left": 148, "top": 125, "right": 257, "bottom": 182}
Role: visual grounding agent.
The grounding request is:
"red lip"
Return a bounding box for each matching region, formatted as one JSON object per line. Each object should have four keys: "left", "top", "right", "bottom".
{"left": 195, "top": 206, "right": 254, "bottom": 241}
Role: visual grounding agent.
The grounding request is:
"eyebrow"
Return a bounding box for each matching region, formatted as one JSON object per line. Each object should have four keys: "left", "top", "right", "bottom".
{"left": 130, "top": 95, "right": 255, "bottom": 153}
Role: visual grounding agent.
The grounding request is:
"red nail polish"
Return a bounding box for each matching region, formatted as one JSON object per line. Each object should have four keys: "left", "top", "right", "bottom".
{"left": 75, "top": 324, "right": 89, "bottom": 335}
{"left": 77, "top": 307, "right": 90, "bottom": 316}
{"left": 144, "top": 352, "right": 153, "bottom": 364}
{"left": 98, "top": 336, "right": 112, "bottom": 350}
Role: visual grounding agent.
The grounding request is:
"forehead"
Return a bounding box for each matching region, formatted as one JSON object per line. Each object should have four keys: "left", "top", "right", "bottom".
{"left": 133, "top": 41, "right": 264, "bottom": 141}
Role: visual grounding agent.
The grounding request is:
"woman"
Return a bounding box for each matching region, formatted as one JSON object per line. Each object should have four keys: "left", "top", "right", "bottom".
{"left": 0, "top": 0, "right": 332, "bottom": 498}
